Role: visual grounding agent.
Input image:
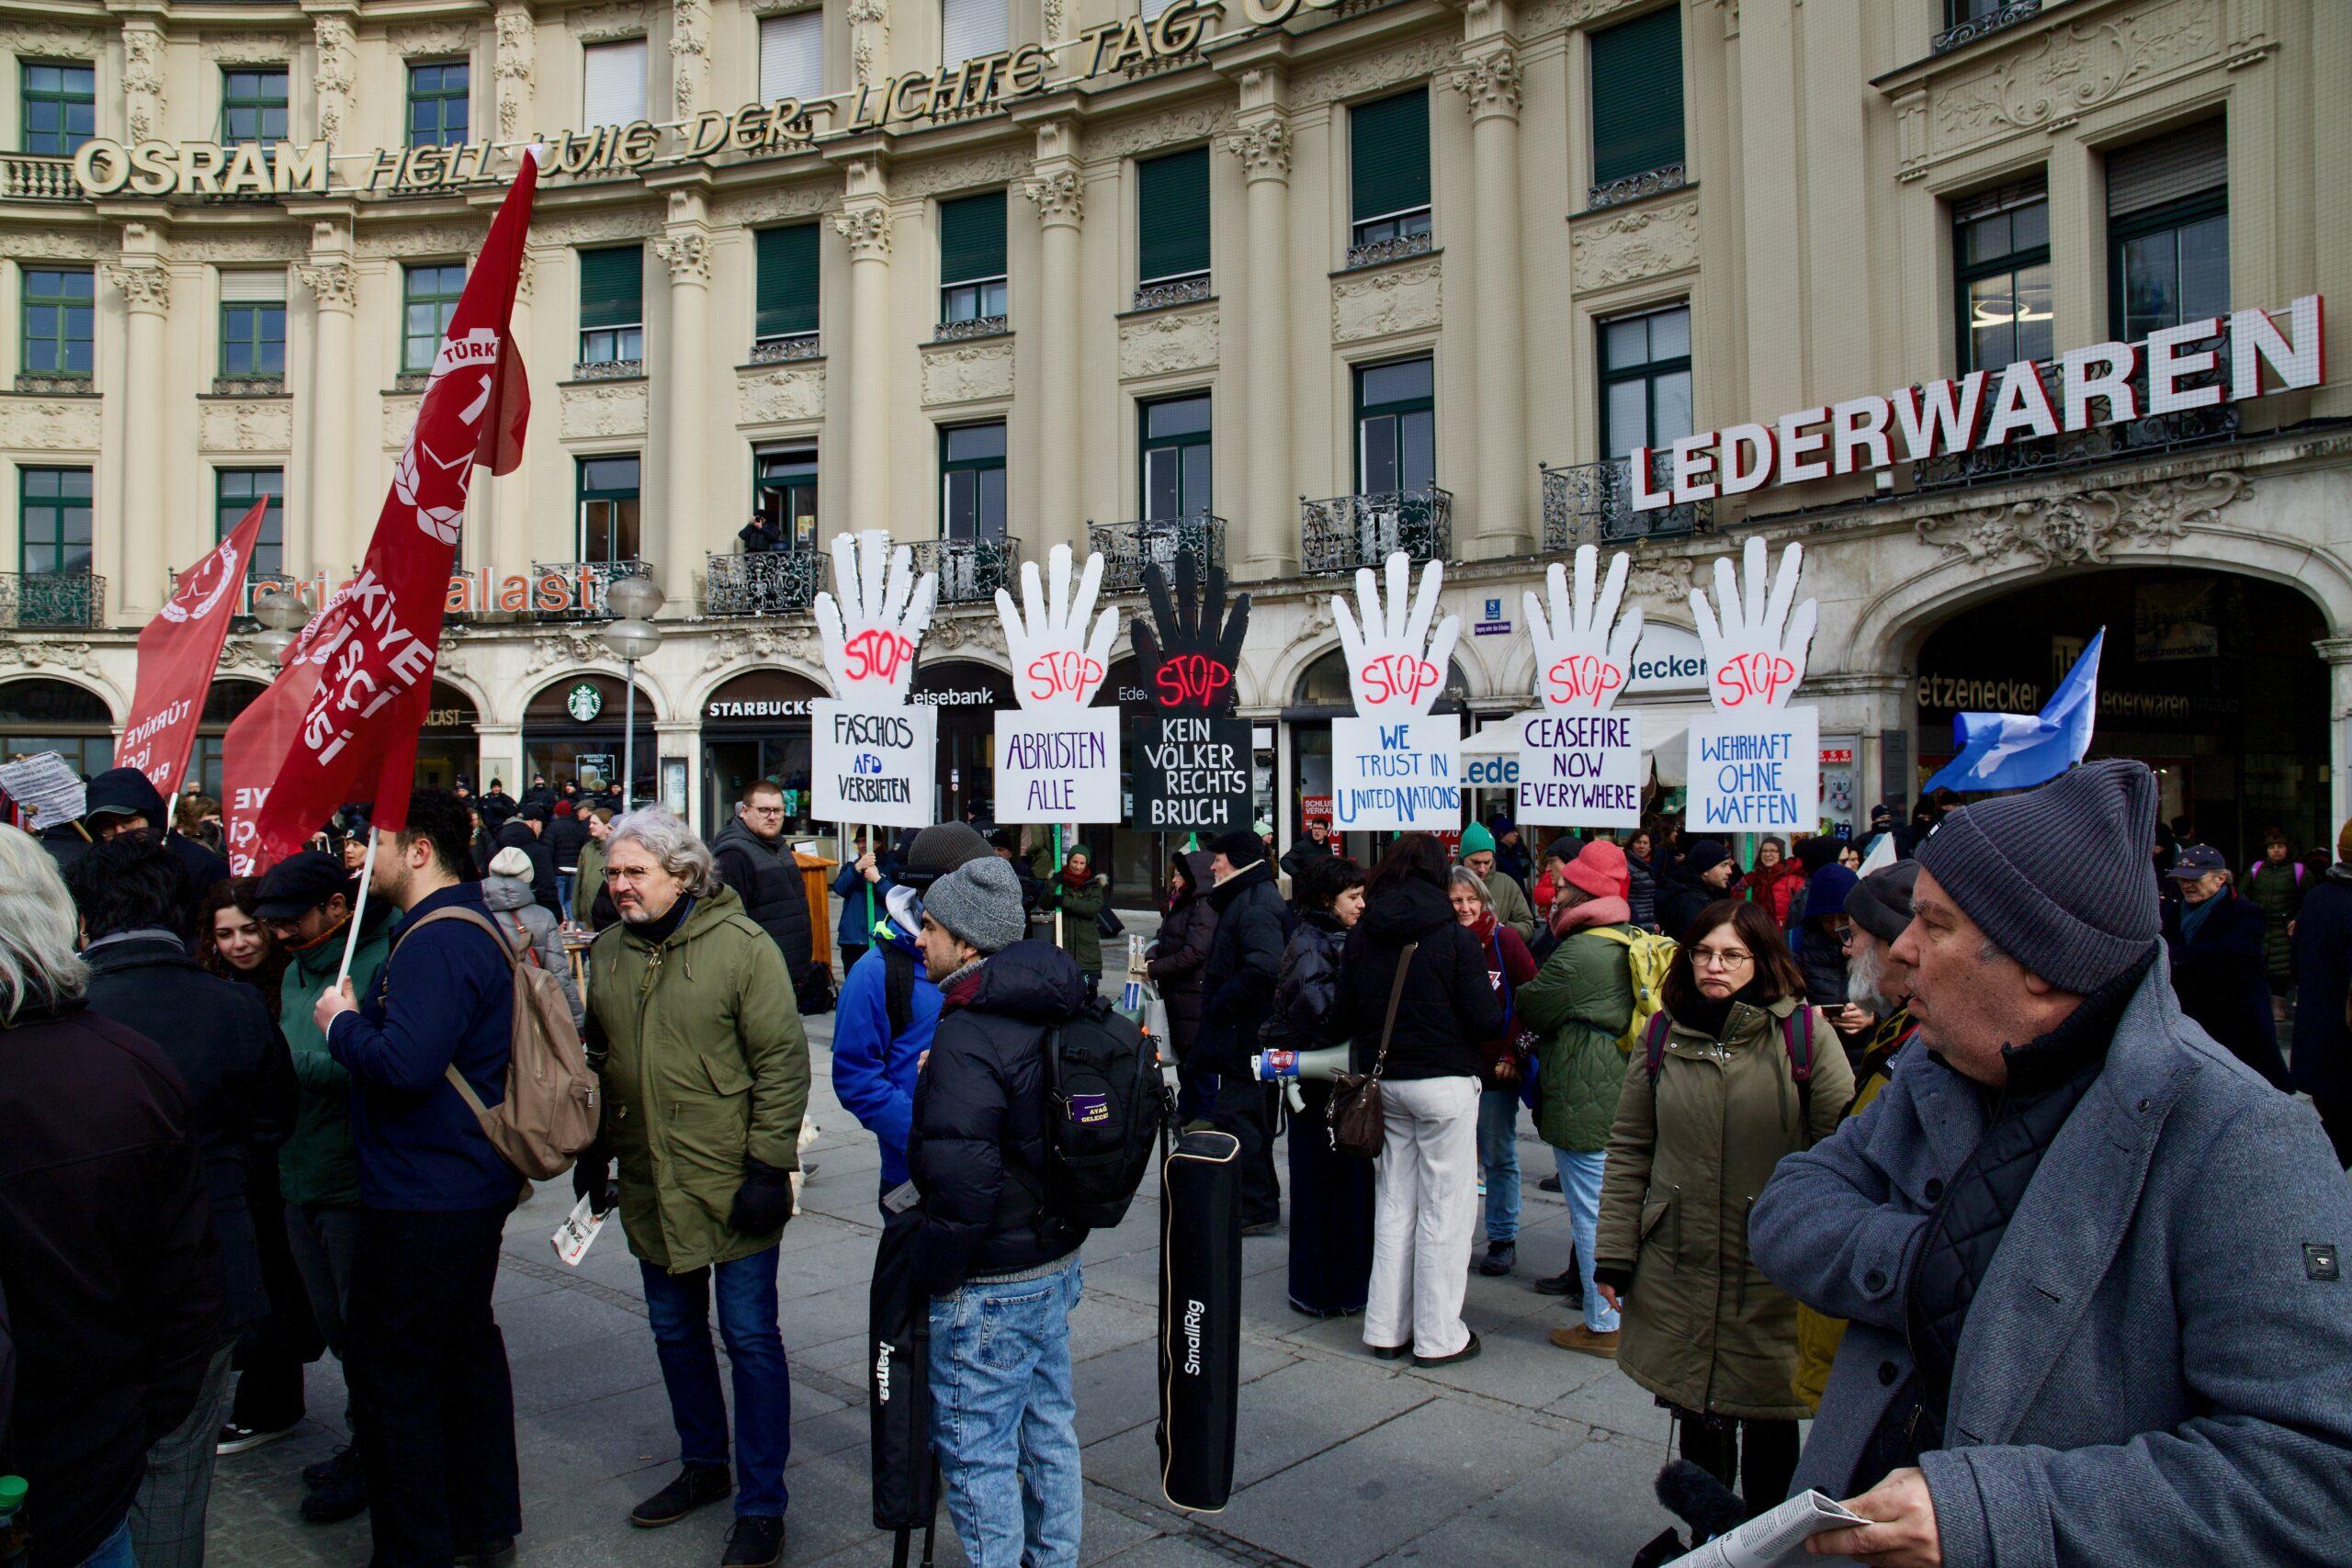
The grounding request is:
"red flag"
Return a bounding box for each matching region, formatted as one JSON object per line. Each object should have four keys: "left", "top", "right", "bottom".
{"left": 118, "top": 497, "right": 270, "bottom": 800}
{"left": 225, "top": 150, "right": 538, "bottom": 874}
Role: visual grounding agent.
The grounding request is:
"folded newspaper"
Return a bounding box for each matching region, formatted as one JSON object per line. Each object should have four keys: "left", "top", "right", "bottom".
{"left": 1668, "top": 1491, "right": 1868, "bottom": 1568}
{"left": 550, "top": 1192, "right": 605, "bottom": 1267}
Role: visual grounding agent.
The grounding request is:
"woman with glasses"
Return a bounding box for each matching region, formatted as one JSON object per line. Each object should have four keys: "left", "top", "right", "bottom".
{"left": 1592, "top": 898, "right": 1851, "bottom": 1521}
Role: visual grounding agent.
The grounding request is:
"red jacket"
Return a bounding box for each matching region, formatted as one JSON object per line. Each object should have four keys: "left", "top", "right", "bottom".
{"left": 1742, "top": 861, "right": 1803, "bottom": 924}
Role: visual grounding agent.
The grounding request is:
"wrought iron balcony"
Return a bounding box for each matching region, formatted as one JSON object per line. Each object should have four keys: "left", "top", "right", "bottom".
{"left": 1910, "top": 344, "right": 2242, "bottom": 494}
{"left": 933, "top": 315, "right": 1010, "bottom": 344}
{"left": 1132, "top": 275, "right": 1211, "bottom": 312}
{"left": 908, "top": 536, "right": 1019, "bottom": 604}
{"left": 2, "top": 155, "right": 82, "bottom": 202}
{"left": 569, "top": 357, "right": 644, "bottom": 382}
{"left": 1933, "top": 0, "right": 2040, "bottom": 53}
{"left": 1342, "top": 230, "right": 1435, "bottom": 272}
{"left": 750, "top": 333, "right": 820, "bottom": 364}
{"left": 1587, "top": 163, "right": 1688, "bottom": 211}
{"left": 0, "top": 571, "right": 106, "bottom": 628}
{"left": 528, "top": 558, "right": 651, "bottom": 618}
{"left": 1541, "top": 454, "right": 1710, "bottom": 548}
{"left": 705, "top": 548, "right": 828, "bottom": 616}
{"left": 1087, "top": 515, "right": 1226, "bottom": 594}
{"left": 1299, "top": 487, "right": 1453, "bottom": 575}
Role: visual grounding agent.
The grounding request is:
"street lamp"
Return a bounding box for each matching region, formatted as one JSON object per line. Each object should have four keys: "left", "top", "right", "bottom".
{"left": 600, "top": 573, "right": 665, "bottom": 812}
{"left": 251, "top": 581, "right": 313, "bottom": 663}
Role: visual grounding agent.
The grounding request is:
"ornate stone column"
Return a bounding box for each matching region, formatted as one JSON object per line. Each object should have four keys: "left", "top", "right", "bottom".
{"left": 312, "top": 7, "right": 357, "bottom": 149}
{"left": 1451, "top": 44, "right": 1527, "bottom": 558}
{"left": 1225, "top": 111, "right": 1293, "bottom": 579}
{"left": 104, "top": 243, "right": 170, "bottom": 620}
{"left": 654, "top": 203, "right": 713, "bottom": 613}
{"left": 298, "top": 226, "right": 358, "bottom": 584}
{"left": 1023, "top": 121, "right": 1084, "bottom": 555}
{"left": 832, "top": 161, "right": 893, "bottom": 532}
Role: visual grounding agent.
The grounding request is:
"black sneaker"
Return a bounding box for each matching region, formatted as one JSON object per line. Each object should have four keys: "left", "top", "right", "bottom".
{"left": 1477, "top": 1241, "right": 1516, "bottom": 1277}
{"left": 301, "top": 1445, "right": 360, "bottom": 1490}
{"left": 453, "top": 1538, "right": 516, "bottom": 1568}
{"left": 1413, "top": 1330, "right": 1481, "bottom": 1369}
{"left": 215, "top": 1418, "right": 297, "bottom": 1456}
{"left": 1538, "top": 1174, "right": 1563, "bottom": 1193}
{"left": 1533, "top": 1267, "right": 1585, "bottom": 1310}
{"left": 1240, "top": 1217, "right": 1281, "bottom": 1237}
{"left": 721, "top": 1516, "right": 786, "bottom": 1567}
{"left": 300, "top": 1452, "right": 368, "bottom": 1525}
{"left": 630, "top": 1465, "right": 733, "bottom": 1529}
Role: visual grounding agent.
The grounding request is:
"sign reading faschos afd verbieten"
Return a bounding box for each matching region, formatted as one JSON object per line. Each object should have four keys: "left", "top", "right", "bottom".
{"left": 1514, "top": 547, "right": 1645, "bottom": 830}
{"left": 811, "top": 531, "right": 940, "bottom": 830}
{"left": 1682, "top": 538, "right": 1822, "bottom": 835}
{"left": 1328, "top": 554, "right": 1463, "bottom": 832}
{"left": 990, "top": 545, "right": 1123, "bottom": 826}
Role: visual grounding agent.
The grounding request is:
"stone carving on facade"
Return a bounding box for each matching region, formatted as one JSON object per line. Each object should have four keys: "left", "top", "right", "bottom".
{"left": 494, "top": 1, "right": 536, "bottom": 141}
{"left": 1021, "top": 169, "right": 1084, "bottom": 227}
{"left": 921, "top": 340, "right": 1014, "bottom": 407}
{"left": 525, "top": 630, "right": 618, "bottom": 674}
{"left": 1930, "top": 0, "right": 2219, "bottom": 156}
{"left": 1118, "top": 307, "right": 1218, "bottom": 380}
{"left": 121, "top": 23, "right": 166, "bottom": 145}
{"left": 388, "top": 19, "right": 470, "bottom": 59}
{"left": 199, "top": 400, "right": 294, "bottom": 454}
{"left": 1918, "top": 471, "right": 2250, "bottom": 568}
{"left": 560, "top": 381, "right": 650, "bottom": 438}
{"left": 1222, "top": 117, "right": 1292, "bottom": 181}
{"left": 0, "top": 640, "right": 98, "bottom": 676}
{"left": 921, "top": 613, "right": 1003, "bottom": 655}
{"left": 703, "top": 624, "right": 819, "bottom": 671}
{"left": 1624, "top": 557, "right": 1696, "bottom": 602}
{"left": 311, "top": 14, "right": 358, "bottom": 149}
{"left": 1569, "top": 194, "right": 1700, "bottom": 290}
{"left": 655, "top": 231, "right": 713, "bottom": 285}
{"left": 1094, "top": 105, "right": 1233, "bottom": 162}
{"left": 831, "top": 204, "right": 893, "bottom": 260}
{"left": 105, "top": 264, "right": 171, "bottom": 314}
{"left": 736, "top": 362, "right": 825, "bottom": 424}
{"left": 1512, "top": 0, "right": 1648, "bottom": 39}
{"left": 513, "top": 251, "right": 537, "bottom": 304}
{"left": 173, "top": 236, "right": 303, "bottom": 264}
{"left": 0, "top": 23, "right": 105, "bottom": 62}
{"left": 218, "top": 637, "right": 284, "bottom": 677}
{"left": 845, "top": 0, "right": 887, "bottom": 85}
{"left": 672, "top": 0, "right": 709, "bottom": 118}
{"left": 202, "top": 32, "right": 293, "bottom": 64}
{"left": 296, "top": 261, "right": 357, "bottom": 311}
{"left": 569, "top": 3, "right": 644, "bottom": 43}
{"left": 1331, "top": 256, "right": 1441, "bottom": 344}
{"left": 898, "top": 149, "right": 1035, "bottom": 201}
{"left": 1447, "top": 47, "right": 1522, "bottom": 118}
{"left": 531, "top": 209, "right": 663, "bottom": 245}
{"left": 720, "top": 186, "right": 835, "bottom": 226}
{"left": 356, "top": 224, "right": 488, "bottom": 260}
{"left": 1295, "top": 37, "right": 1456, "bottom": 109}
{"left": 1, "top": 396, "right": 100, "bottom": 451}
{"left": 381, "top": 394, "right": 421, "bottom": 449}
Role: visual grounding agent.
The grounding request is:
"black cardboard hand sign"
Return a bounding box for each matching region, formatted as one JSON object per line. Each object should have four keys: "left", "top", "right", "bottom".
{"left": 1132, "top": 548, "right": 1250, "bottom": 715}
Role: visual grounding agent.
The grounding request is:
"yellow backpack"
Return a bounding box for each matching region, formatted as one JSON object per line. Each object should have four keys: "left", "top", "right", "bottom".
{"left": 1586, "top": 926, "right": 1678, "bottom": 1055}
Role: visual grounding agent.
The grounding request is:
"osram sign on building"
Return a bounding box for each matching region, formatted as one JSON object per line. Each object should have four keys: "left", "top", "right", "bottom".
{"left": 1631, "top": 297, "right": 2326, "bottom": 512}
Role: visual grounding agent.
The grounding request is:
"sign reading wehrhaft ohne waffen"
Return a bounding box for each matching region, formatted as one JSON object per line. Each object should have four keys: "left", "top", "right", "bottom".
{"left": 1135, "top": 716, "right": 1252, "bottom": 830}
{"left": 1516, "top": 712, "right": 1645, "bottom": 829}
{"left": 1330, "top": 715, "right": 1463, "bottom": 830}
{"left": 1682, "top": 537, "right": 1821, "bottom": 834}
{"left": 991, "top": 544, "right": 1122, "bottom": 826}
{"left": 810, "top": 701, "right": 937, "bottom": 829}
{"left": 1632, "top": 296, "right": 2327, "bottom": 511}
{"left": 996, "top": 709, "right": 1122, "bottom": 823}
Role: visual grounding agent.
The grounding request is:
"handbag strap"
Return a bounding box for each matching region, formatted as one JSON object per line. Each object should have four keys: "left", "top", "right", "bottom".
{"left": 1370, "top": 941, "right": 1419, "bottom": 1083}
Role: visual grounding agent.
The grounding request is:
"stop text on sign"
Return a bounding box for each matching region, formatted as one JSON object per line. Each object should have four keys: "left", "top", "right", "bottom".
{"left": 1357, "top": 655, "right": 1442, "bottom": 707}
{"left": 843, "top": 628, "right": 915, "bottom": 684}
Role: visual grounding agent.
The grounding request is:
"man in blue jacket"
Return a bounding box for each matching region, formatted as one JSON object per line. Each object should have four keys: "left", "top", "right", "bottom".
{"left": 831, "top": 822, "right": 992, "bottom": 1205}
{"left": 313, "top": 788, "right": 523, "bottom": 1568}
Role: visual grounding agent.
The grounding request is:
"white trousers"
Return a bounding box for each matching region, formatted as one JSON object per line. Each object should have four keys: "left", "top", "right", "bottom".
{"left": 1362, "top": 1074, "right": 1480, "bottom": 1358}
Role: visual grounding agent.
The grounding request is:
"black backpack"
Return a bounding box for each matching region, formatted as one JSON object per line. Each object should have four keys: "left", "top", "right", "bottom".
{"left": 1040, "top": 996, "right": 1171, "bottom": 1230}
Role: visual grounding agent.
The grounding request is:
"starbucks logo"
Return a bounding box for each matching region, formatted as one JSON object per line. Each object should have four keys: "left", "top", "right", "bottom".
{"left": 566, "top": 682, "right": 603, "bottom": 722}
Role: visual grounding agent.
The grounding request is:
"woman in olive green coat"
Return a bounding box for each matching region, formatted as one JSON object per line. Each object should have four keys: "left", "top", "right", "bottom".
{"left": 1592, "top": 897, "right": 1849, "bottom": 1518}
{"left": 1037, "top": 842, "right": 1111, "bottom": 990}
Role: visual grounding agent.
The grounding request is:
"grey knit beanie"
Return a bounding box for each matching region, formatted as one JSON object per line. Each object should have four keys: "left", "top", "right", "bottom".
{"left": 899, "top": 821, "right": 992, "bottom": 891}
{"left": 1916, "top": 758, "right": 2159, "bottom": 992}
{"left": 922, "top": 854, "right": 1027, "bottom": 955}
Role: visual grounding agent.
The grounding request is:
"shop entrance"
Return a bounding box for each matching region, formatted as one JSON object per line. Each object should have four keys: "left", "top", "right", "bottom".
{"left": 916, "top": 661, "right": 1012, "bottom": 828}
{"left": 1913, "top": 566, "right": 2329, "bottom": 864}
{"left": 523, "top": 672, "right": 658, "bottom": 803}
{"left": 702, "top": 668, "right": 825, "bottom": 840}
{"left": 413, "top": 681, "right": 480, "bottom": 792}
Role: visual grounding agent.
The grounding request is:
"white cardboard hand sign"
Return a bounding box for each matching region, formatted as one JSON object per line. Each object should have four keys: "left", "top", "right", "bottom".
{"left": 995, "top": 544, "right": 1119, "bottom": 710}
{"left": 1690, "top": 536, "right": 1817, "bottom": 712}
{"left": 1332, "top": 553, "right": 1460, "bottom": 716}
{"left": 814, "top": 529, "right": 937, "bottom": 710}
{"left": 1525, "top": 546, "right": 1642, "bottom": 712}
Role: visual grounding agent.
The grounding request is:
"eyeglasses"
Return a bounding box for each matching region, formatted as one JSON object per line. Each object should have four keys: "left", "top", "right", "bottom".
{"left": 1691, "top": 947, "right": 1754, "bottom": 970}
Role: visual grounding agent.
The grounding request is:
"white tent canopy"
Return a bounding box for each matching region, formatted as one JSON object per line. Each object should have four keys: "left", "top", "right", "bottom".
{"left": 1461, "top": 703, "right": 1719, "bottom": 786}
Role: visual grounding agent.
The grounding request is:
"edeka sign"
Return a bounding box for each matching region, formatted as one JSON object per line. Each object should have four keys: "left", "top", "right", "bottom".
{"left": 811, "top": 698, "right": 936, "bottom": 829}
{"left": 1134, "top": 716, "right": 1251, "bottom": 831}
{"left": 1515, "top": 710, "right": 1644, "bottom": 829}
{"left": 1329, "top": 715, "right": 1462, "bottom": 832}
{"left": 1686, "top": 708, "right": 1819, "bottom": 835}
{"left": 993, "top": 708, "right": 1121, "bottom": 825}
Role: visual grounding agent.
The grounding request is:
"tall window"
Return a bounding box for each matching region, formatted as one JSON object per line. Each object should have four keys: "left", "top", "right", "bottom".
{"left": 577, "top": 245, "right": 644, "bottom": 365}
{"left": 407, "top": 60, "right": 469, "bottom": 147}
{"left": 20, "top": 62, "right": 95, "bottom": 156}
{"left": 2109, "top": 118, "right": 2228, "bottom": 342}
{"left": 753, "top": 445, "right": 819, "bottom": 549}
{"left": 1589, "top": 6, "right": 1684, "bottom": 191}
{"left": 1140, "top": 394, "right": 1211, "bottom": 520}
{"left": 754, "top": 224, "right": 820, "bottom": 345}
{"left": 18, "top": 466, "right": 92, "bottom": 575}
{"left": 577, "top": 456, "right": 641, "bottom": 561}
{"left": 1354, "top": 356, "right": 1434, "bottom": 495}
{"left": 940, "top": 422, "right": 1006, "bottom": 540}
{"left": 582, "top": 39, "right": 648, "bottom": 127}
{"left": 1953, "top": 180, "right": 2052, "bottom": 371}
{"left": 940, "top": 0, "right": 1006, "bottom": 68}
{"left": 759, "top": 11, "right": 823, "bottom": 103}
{"left": 21, "top": 266, "right": 93, "bottom": 378}
{"left": 1349, "top": 88, "right": 1430, "bottom": 253}
{"left": 215, "top": 468, "right": 285, "bottom": 580}
{"left": 1136, "top": 146, "right": 1210, "bottom": 288}
{"left": 402, "top": 262, "right": 467, "bottom": 371}
{"left": 938, "top": 191, "right": 1007, "bottom": 324}
{"left": 221, "top": 67, "right": 289, "bottom": 147}
{"left": 1599, "top": 304, "right": 1692, "bottom": 457}
{"left": 219, "top": 272, "right": 287, "bottom": 378}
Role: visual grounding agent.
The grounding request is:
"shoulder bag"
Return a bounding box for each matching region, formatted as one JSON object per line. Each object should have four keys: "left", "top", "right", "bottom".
{"left": 1328, "top": 941, "right": 1418, "bottom": 1161}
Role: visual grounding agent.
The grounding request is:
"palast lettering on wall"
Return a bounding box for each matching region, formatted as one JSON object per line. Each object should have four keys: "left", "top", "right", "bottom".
{"left": 67, "top": 0, "right": 1230, "bottom": 200}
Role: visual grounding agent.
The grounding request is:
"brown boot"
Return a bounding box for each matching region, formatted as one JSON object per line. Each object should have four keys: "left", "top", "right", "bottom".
{"left": 1550, "top": 1324, "right": 1619, "bottom": 1358}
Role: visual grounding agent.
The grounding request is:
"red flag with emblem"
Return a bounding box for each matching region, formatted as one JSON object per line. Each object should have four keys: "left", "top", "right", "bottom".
{"left": 224, "top": 149, "right": 537, "bottom": 874}
{"left": 117, "top": 496, "right": 270, "bottom": 801}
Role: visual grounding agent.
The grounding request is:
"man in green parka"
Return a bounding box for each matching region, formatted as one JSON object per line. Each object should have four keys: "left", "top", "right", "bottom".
{"left": 573, "top": 808, "right": 809, "bottom": 1568}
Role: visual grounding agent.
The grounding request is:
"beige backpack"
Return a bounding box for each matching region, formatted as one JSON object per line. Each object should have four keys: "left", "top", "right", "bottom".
{"left": 399, "top": 906, "right": 599, "bottom": 1180}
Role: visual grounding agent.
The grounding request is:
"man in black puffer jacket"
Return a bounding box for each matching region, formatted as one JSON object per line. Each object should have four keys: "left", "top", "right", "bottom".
{"left": 907, "top": 854, "right": 1091, "bottom": 1568}
{"left": 1199, "top": 828, "right": 1291, "bottom": 1232}
{"left": 1145, "top": 850, "right": 1218, "bottom": 1123}
{"left": 492, "top": 800, "right": 562, "bottom": 919}
{"left": 709, "top": 781, "right": 824, "bottom": 1012}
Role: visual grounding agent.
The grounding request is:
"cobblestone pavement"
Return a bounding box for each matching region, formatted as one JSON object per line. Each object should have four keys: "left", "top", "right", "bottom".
{"left": 209, "top": 1007, "right": 1682, "bottom": 1568}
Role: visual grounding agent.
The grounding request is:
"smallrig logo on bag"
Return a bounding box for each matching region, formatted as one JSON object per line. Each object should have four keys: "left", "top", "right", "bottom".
{"left": 1182, "top": 1299, "right": 1205, "bottom": 1376}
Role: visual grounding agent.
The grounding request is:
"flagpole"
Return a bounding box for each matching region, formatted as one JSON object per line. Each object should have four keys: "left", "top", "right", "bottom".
{"left": 336, "top": 830, "right": 379, "bottom": 988}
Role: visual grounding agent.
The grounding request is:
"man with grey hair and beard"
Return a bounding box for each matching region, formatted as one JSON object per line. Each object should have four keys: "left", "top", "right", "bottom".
{"left": 575, "top": 808, "right": 809, "bottom": 1568}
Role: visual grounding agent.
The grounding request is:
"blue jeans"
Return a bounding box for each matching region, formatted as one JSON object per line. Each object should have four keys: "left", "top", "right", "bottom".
{"left": 639, "top": 1246, "right": 793, "bottom": 1516}
{"left": 77, "top": 1517, "right": 134, "bottom": 1568}
{"left": 929, "top": 1254, "right": 1083, "bottom": 1568}
{"left": 1553, "top": 1148, "right": 1619, "bottom": 1332}
{"left": 1477, "top": 1088, "right": 1522, "bottom": 1245}
{"left": 557, "top": 871, "right": 576, "bottom": 919}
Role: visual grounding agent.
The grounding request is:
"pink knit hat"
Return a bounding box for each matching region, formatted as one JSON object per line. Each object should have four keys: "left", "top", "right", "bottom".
{"left": 1566, "top": 840, "right": 1629, "bottom": 899}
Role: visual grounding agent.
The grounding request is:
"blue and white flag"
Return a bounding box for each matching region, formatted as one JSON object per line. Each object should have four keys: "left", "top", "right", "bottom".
{"left": 1922, "top": 629, "right": 2103, "bottom": 795}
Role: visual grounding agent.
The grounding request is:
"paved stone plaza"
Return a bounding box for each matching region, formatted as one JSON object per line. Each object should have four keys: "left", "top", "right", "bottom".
{"left": 209, "top": 1012, "right": 1686, "bottom": 1568}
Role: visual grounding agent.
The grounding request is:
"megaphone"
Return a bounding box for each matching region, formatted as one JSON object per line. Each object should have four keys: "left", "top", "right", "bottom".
{"left": 1250, "top": 1044, "right": 1351, "bottom": 1083}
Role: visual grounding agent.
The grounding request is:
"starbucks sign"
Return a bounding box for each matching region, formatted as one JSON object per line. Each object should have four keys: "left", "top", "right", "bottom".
{"left": 566, "top": 682, "right": 604, "bottom": 723}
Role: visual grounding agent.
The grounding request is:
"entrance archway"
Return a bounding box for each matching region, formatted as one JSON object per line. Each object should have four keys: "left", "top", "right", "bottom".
{"left": 0, "top": 677, "right": 115, "bottom": 777}
{"left": 1914, "top": 566, "right": 2328, "bottom": 863}
{"left": 701, "top": 668, "right": 826, "bottom": 833}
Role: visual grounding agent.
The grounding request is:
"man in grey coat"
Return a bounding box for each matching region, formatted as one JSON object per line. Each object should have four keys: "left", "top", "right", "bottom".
{"left": 1751, "top": 758, "right": 2352, "bottom": 1568}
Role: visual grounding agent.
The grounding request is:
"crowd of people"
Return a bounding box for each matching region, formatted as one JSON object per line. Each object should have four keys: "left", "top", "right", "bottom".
{"left": 4, "top": 756, "right": 2350, "bottom": 1568}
